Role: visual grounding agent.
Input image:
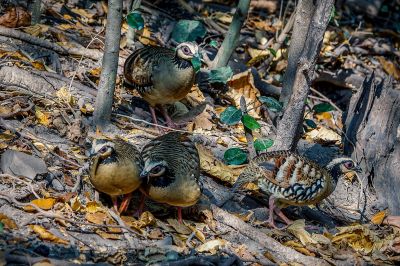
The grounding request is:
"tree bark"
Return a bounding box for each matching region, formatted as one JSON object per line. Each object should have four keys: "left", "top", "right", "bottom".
{"left": 272, "top": 0, "right": 334, "bottom": 151}
{"left": 211, "top": 0, "right": 250, "bottom": 69}
{"left": 280, "top": 0, "right": 314, "bottom": 106}
{"left": 343, "top": 73, "right": 400, "bottom": 215}
{"left": 93, "top": 0, "right": 123, "bottom": 129}
{"left": 31, "top": 0, "right": 42, "bottom": 25}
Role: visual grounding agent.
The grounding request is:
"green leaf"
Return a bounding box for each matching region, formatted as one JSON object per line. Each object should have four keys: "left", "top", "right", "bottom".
{"left": 224, "top": 148, "right": 247, "bottom": 165}
{"left": 126, "top": 11, "right": 144, "bottom": 30}
{"left": 0, "top": 222, "right": 3, "bottom": 233}
{"left": 259, "top": 96, "right": 283, "bottom": 112}
{"left": 241, "top": 114, "right": 260, "bottom": 130}
{"left": 312, "top": 103, "right": 334, "bottom": 113}
{"left": 329, "top": 6, "right": 336, "bottom": 22}
{"left": 304, "top": 119, "right": 317, "bottom": 129}
{"left": 207, "top": 66, "right": 233, "bottom": 84}
{"left": 171, "top": 20, "right": 207, "bottom": 43}
{"left": 267, "top": 48, "right": 277, "bottom": 57}
{"left": 220, "top": 106, "right": 242, "bottom": 125}
{"left": 254, "top": 138, "right": 274, "bottom": 151}
{"left": 209, "top": 39, "right": 218, "bottom": 48}
{"left": 191, "top": 57, "right": 201, "bottom": 72}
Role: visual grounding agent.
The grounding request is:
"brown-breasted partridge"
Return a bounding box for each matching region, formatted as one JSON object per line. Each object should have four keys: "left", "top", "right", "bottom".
{"left": 139, "top": 132, "right": 201, "bottom": 223}
{"left": 123, "top": 42, "right": 200, "bottom": 129}
{"left": 234, "top": 151, "right": 361, "bottom": 228}
{"left": 89, "top": 137, "right": 143, "bottom": 213}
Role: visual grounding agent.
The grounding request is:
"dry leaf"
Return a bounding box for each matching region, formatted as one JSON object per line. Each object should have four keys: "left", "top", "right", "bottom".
{"left": 196, "top": 239, "right": 228, "bottom": 254}
{"left": 56, "top": 87, "right": 75, "bottom": 105}
{"left": 185, "top": 85, "right": 206, "bottom": 106}
{"left": 226, "top": 70, "right": 262, "bottom": 118}
{"left": 283, "top": 240, "right": 315, "bottom": 256}
{"left": 167, "top": 219, "right": 192, "bottom": 235}
{"left": 85, "top": 201, "right": 103, "bottom": 213}
{"left": 371, "top": 210, "right": 387, "bottom": 225}
{"left": 29, "top": 225, "right": 69, "bottom": 245}
{"left": 195, "top": 143, "right": 245, "bottom": 185}
{"left": 138, "top": 27, "right": 157, "bottom": 46}
{"left": 70, "top": 196, "right": 83, "bottom": 212}
{"left": 35, "top": 108, "right": 51, "bottom": 126}
{"left": 88, "top": 67, "right": 101, "bottom": 77}
{"left": 304, "top": 126, "right": 341, "bottom": 145}
{"left": 22, "top": 24, "right": 49, "bottom": 36}
{"left": 287, "top": 219, "right": 318, "bottom": 245}
{"left": 32, "top": 259, "right": 53, "bottom": 266}
{"left": 85, "top": 212, "right": 108, "bottom": 224}
{"left": 377, "top": 57, "right": 400, "bottom": 80}
{"left": 95, "top": 229, "right": 121, "bottom": 240}
{"left": 0, "top": 7, "right": 31, "bottom": 28}
{"left": 332, "top": 224, "right": 380, "bottom": 254}
{"left": 188, "top": 225, "right": 206, "bottom": 243}
{"left": 0, "top": 213, "right": 17, "bottom": 229}
{"left": 24, "top": 198, "right": 57, "bottom": 212}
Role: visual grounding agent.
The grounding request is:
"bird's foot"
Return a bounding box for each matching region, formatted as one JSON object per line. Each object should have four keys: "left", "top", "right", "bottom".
{"left": 118, "top": 193, "right": 133, "bottom": 214}
{"left": 177, "top": 207, "right": 183, "bottom": 224}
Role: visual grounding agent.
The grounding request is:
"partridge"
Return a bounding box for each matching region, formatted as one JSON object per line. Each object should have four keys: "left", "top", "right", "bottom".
{"left": 124, "top": 42, "right": 200, "bottom": 129}
{"left": 140, "top": 132, "right": 201, "bottom": 223}
{"left": 234, "top": 151, "right": 361, "bottom": 228}
{"left": 89, "top": 137, "right": 143, "bottom": 213}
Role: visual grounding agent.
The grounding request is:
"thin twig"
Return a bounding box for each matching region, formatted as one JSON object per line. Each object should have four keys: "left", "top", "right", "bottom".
{"left": 0, "top": 101, "right": 34, "bottom": 118}
{"left": 0, "top": 174, "right": 40, "bottom": 199}
{"left": 309, "top": 87, "right": 343, "bottom": 112}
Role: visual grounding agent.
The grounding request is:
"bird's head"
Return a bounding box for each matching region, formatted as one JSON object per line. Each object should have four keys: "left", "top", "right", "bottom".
{"left": 326, "top": 157, "right": 361, "bottom": 180}
{"left": 140, "top": 159, "right": 168, "bottom": 183}
{"left": 89, "top": 138, "right": 116, "bottom": 160}
{"left": 176, "top": 42, "right": 199, "bottom": 60}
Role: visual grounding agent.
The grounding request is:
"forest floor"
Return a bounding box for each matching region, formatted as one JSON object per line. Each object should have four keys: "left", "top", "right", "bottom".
{"left": 0, "top": 0, "right": 399, "bottom": 265}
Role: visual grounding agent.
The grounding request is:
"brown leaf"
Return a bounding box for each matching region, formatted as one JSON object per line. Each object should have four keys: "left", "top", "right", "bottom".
{"left": 226, "top": 70, "right": 262, "bottom": 118}
{"left": 85, "top": 212, "right": 108, "bottom": 224}
{"left": 24, "top": 198, "right": 56, "bottom": 212}
{"left": 377, "top": 56, "right": 400, "bottom": 80}
{"left": 29, "top": 225, "right": 69, "bottom": 245}
{"left": 35, "top": 108, "right": 51, "bottom": 126}
{"left": 167, "top": 219, "right": 192, "bottom": 235}
{"left": 0, "top": 213, "right": 18, "bottom": 229}
{"left": 0, "top": 7, "right": 31, "bottom": 28}
{"left": 95, "top": 229, "right": 121, "bottom": 240}
{"left": 287, "top": 219, "right": 318, "bottom": 245}
{"left": 196, "top": 239, "right": 228, "bottom": 254}
{"left": 371, "top": 210, "right": 387, "bottom": 225}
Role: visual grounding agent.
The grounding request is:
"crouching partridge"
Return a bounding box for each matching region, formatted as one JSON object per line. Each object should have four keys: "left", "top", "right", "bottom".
{"left": 89, "top": 137, "right": 143, "bottom": 213}
{"left": 123, "top": 42, "right": 200, "bottom": 129}
{"left": 140, "top": 132, "right": 201, "bottom": 223}
{"left": 234, "top": 151, "right": 361, "bottom": 228}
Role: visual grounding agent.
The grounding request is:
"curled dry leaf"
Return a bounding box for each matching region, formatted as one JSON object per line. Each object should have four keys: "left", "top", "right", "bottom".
{"left": 283, "top": 240, "right": 316, "bottom": 257}
{"left": 304, "top": 126, "right": 341, "bottom": 145}
{"left": 287, "top": 219, "right": 318, "bottom": 246}
{"left": 195, "top": 143, "right": 245, "bottom": 185}
{"left": 332, "top": 224, "right": 381, "bottom": 254}
{"left": 226, "top": 70, "right": 262, "bottom": 118}
{"left": 0, "top": 213, "right": 18, "bottom": 229}
{"left": 371, "top": 210, "right": 388, "bottom": 225}
{"left": 0, "top": 6, "right": 31, "bottom": 28}
{"left": 85, "top": 212, "right": 108, "bottom": 225}
{"left": 95, "top": 229, "right": 121, "bottom": 240}
{"left": 196, "top": 239, "right": 228, "bottom": 254}
{"left": 29, "top": 225, "right": 69, "bottom": 245}
{"left": 35, "top": 108, "right": 52, "bottom": 126}
{"left": 187, "top": 224, "right": 206, "bottom": 243}
{"left": 167, "top": 219, "right": 192, "bottom": 235}
{"left": 24, "top": 198, "right": 57, "bottom": 212}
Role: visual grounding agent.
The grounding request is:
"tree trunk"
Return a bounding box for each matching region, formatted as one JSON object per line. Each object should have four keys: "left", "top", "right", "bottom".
{"left": 93, "top": 0, "right": 123, "bottom": 129}
{"left": 280, "top": 0, "right": 314, "bottom": 106}
{"left": 272, "top": 0, "right": 334, "bottom": 151}
{"left": 344, "top": 73, "right": 400, "bottom": 215}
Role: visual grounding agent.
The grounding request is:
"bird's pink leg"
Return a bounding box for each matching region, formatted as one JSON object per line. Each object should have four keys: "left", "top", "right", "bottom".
{"left": 159, "top": 105, "right": 177, "bottom": 129}
{"left": 119, "top": 193, "right": 133, "bottom": 214}
{"left": 177, "top": 207, "right": 183, "bottom": 224}
{"left": 266, "top": 196, "right": 278, "bottom": 229}
{"left": 111, "top": 196, "right": 119, "bottom": 213}
{"left": 274, "top": 207, "right": 293, "bottom": 225}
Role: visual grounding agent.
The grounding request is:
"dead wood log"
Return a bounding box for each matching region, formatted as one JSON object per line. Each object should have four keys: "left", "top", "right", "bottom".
{"left": 0, "top": 65, "right": 96, "bottom": 103}
{"left": 343, "top": 73, "right": 400, "bottom": 216}
{"left": 211, "top": 205, "right": 330, "bottom": 265}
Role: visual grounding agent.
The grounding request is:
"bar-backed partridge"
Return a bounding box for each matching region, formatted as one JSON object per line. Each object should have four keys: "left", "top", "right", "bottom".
{"left": 89, "top": 137, "right": 143, "bottom": 213}
{"left": 234, "top": 151, "right": 361, "bottom": 228}
{"left": 140, "top": 132, "right": 201, "bottom": 223}
{"left": 123, "top": 42, "right": 200, "bottom": 129}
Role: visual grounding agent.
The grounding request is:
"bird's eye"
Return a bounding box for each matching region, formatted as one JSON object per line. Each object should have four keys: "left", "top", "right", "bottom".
{"left": 99, "top": 146, "right": 108, "bottom": 154}
{"left": 182, "top": 46, "right": 191, "bottom": 55}
{"left": 150, "top": 165, "right": 162, "bottom": 174}
{"left": 344, "top": 161, "right": 354, "bottom": 169}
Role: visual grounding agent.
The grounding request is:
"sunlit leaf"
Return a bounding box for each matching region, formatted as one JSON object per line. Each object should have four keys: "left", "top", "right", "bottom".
{"left": 191, "top": 56, "right": 201, "bottom": 72}
{"left": 259, "top": 96, "right": 283, "bottom": 112}
{"left": 241, "top": 114, "right": 260, "bottom": 130}
{"left": 126, "top": 11, "right": 144, "bottom": 30}
{"left": 24, "top": 198, "right": 56, "bottom": 212}
{"left": 254, "top": 138, "right": 274, "bottom": 151}
{"left": 35, "top": 108, "right": 51, "bottom": 126}
{"left": 209, "top": 39, "right": 218, "bottom": 48}
{"left": 224, "top": 148, "right": 247, "bottom": 165}
{"left": 220, "top": 106, "right": 242, "bottom": 125}
{"left": 0, "top": 213, "right": 17, "bottom": 229}
{"left": 171, "top": 20, "right": 207, "bottom": 43}
{"left": 196, "top": 239, "right": 227, "bottom": 254}
{"left": 29, "top": 225, "right": 69, "bottom": 245}
{"left": 312, "top": 103, "right": 334, "bottom": 113}
{"left": 207, "top": 66, "right": 233, "bottom": 84}
{"left": 267, "top": 48, "right": 277, "bottom": 57}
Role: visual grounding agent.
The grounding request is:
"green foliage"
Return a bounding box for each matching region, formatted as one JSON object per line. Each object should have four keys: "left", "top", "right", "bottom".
{"left": 242, "top": 114, "right": 260, "bottom": 130}
{"left": 312, "top": 103, "right": 334, "bottom": 113}
{"left": 207, "top": 66, "right": 233, "bottom": 84}
{"left": 254, "top": 138, "right": 274, "bottom": 151}
{"left": 0, "top": 222, "right": 3, "bottom": 233}
{"left": 171, "top": 20, "right": 207, "bottom": 43}
{"left": 220, "top": 106, "right": 242, "bottom": 125}
{"left": 209, "top": 39, "right": 218, "bottom": 48}
{"left": 224, "top": 148, "right": 247, "bottom": 165}
{"left": 191, "top": 57, "right": 201, "bottom": 72}
{"left": 126, "top": 11, "right": 144, "bottom": 30}
{"left": 304, "top": 119, "right": 317, "bottom": 129}
{"left": 268, "top": 48, "right": 277, "bottom": 57}
{"left": 259, "top": 96, "right": 283, "bottom": 112}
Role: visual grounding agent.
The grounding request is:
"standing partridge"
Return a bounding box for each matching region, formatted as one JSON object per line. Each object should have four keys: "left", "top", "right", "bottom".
{"left": 123, "top": 42, "right": 200, "bottom": 129}
{"left": 139, "top": 132, "right": 201, "bottom": 223}
{"left": 89, "top": 137, "right": 143, "bottom": 213}
{"left": 234, "top": 151, "right": 361, "bottom": 228}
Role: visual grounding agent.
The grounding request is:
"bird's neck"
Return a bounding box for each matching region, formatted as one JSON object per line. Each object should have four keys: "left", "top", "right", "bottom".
{"left": 327, "top": 165, "right": 342, "bottom": 186}
{"left": 172, "top": 54, "right": 193, "bottom": 70}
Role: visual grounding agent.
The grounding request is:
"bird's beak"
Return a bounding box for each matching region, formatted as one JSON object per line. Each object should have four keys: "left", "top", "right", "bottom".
{"left": 140, "top": 170, "right": 150, "bottom": 183}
